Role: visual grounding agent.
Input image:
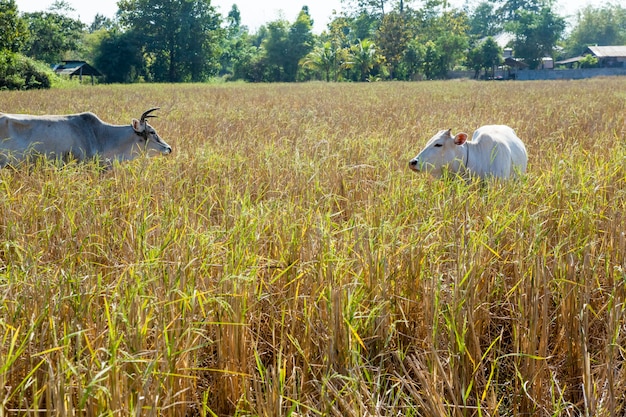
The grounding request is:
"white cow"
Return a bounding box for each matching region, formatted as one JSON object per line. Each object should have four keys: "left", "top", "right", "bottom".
{"left": 0, "top": 108, "right": 172, "bottom": 167}
{"left": 409, "top": 125, "right": 528, "bottom": 179}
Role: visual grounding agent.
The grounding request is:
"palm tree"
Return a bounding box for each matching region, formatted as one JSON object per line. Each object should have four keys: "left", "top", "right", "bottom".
{"left": 348, "top": 39, "right": 379, "bottom": 81}
{"left": 301, "top": 41, "right": 337, "bottom": 81}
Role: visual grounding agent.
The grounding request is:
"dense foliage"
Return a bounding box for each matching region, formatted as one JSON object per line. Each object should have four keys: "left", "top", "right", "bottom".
{"left": 0, "top": 0, "right": 27, "bottom": 52}
{"left": 0, "top": 50, "right": 52, "bottom": 89}
{"left": 22, "top": 7, "right": 85, "bottom": 64}
{"left": 118, "top": 0, "right": 223, "bottom": 82}
{"left": 0, "top": 0, "right": 624, "bottom": 83}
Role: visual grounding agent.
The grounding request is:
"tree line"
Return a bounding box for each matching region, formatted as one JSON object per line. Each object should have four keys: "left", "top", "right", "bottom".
{"left": 1, "top": 0, "right": 626, "bottom": 88}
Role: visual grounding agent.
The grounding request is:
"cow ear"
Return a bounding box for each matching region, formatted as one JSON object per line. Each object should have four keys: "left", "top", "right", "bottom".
{"left": 132, "top": 118, "right": 145, "bottom": 133}
{"left": 454, "top": 132, "right": 468, "bottom": 145}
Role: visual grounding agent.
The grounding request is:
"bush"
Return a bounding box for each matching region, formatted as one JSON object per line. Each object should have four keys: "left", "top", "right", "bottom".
{"left": 0, "top": 50, "right": 54, "bottom": 90}
{"left": 579, "top": 54, "right": 599, "bottom": 69}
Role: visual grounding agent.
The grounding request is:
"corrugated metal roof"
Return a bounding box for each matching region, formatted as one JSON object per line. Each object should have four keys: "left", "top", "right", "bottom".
{"left": 504, "top": 57, "right": 528, "bottom": 68}
{"left": 587, "top": 46, "right": 626, "bottom": 58}
{"left": 555, "top": 56, "right": 584, "bottom": 65}
{"left": 478, "top": 32, "right": 515, "bottom": 49}
{"left": 53, "top": 61, "right": 102, "bottom": 77}
{"left": 492, "top": 32, "right": 515, "bottom": 49}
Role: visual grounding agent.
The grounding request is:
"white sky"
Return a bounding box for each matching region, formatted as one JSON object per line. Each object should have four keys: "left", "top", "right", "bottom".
{"left": 14, "top": 0, "right": 612, "bottom": 33}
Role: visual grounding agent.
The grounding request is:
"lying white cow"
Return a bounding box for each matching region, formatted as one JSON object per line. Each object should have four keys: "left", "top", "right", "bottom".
{"left": 0, "top": 108, "right": 172, "bottom": 167}
{"left": 409, "top": 125, "right": 527, "bottom": 179}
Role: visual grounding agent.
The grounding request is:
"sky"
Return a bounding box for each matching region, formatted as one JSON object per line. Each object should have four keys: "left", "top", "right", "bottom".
{"left": 14, "top": 0, "right": 612, "bottom": 33}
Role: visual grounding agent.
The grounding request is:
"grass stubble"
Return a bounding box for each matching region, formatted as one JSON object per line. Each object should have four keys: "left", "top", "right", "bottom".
{"left": 0, "top": 79, "right": 625, "bottom": 416}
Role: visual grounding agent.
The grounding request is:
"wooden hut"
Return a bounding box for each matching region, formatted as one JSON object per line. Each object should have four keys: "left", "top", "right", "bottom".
{"left": 53, "top": 61, "right": 102, "bottom": 84}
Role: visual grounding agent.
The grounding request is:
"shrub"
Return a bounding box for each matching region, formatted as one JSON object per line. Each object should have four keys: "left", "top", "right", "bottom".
{"left": 579, "top": 53, "right": 599, "bottom": 68}
{"left": 0, "top": 50, "right": 53, "bottom": 90}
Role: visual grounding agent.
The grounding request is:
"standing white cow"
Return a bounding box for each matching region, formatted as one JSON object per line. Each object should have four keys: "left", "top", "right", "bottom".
{"left": 409, "top": 125, "right": 528, "bottom": 179}
{"left": 0, "top": 108, "right": 172, "bottom": 167}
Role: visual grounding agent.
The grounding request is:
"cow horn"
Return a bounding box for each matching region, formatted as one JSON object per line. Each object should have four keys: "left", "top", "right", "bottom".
{"left": 140, "top": 107, "right": 160, "bottom": 123}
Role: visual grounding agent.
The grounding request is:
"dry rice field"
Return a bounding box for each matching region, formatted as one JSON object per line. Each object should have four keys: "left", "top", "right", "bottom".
{"left": 0, "top": 79, "right": 625, "bottom": 416}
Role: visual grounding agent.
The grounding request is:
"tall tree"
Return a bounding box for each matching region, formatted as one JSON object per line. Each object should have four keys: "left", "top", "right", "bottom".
{"left": 0, "top": 0, "right": 27, "bottom": 52}
{"left": 341, "top": 0, "right": 388, "bottom": 18}
{"left": 348, "top": 38, "right": 380, "bottom": 81}
{"left": 261, "top": 7, "right": 314, "bottom": 82}
{"left": 118, "top": 0, "right": 223, "bottom": 82}
{"left": 468, "top": 1, "right": 500, "bottom": 37}
{"left": 421, "top": 40, "right": 446, "bottom": 79}
{"left": 180, "top": 0, "right": 223, "bottom": 81}
{"left": 285, "top": 6, "right": 314, "bottom": 81}
{"left": 466, "top": 36, "right": 502, "bottom": 78}
{"left": 94, "top": 29, "right": 146, "bottom": 82}
{"left": 509, "top": 5, "right": 565, "bottom": 69}
{"left": 22, "top": 3, "right": 85, "bottom": 63}
{"left": 262, "top": 19, "right": 290, "bottom": 81}
{"left": 302, "top": 41, "right": 338, "bottom": 81}
{"left": 423, "top": 10, "right": 470, "bottom": 76}
{"left": 350, "top": 11, "right": 379, "bottom": 41}
{"left": 495, "top": 0, "right": 541, "bottom": 22}
{"left": 89, "top": 13, "right": 116, "bottom": 32}
{"left": 220, "top": 4, "right": 251, "bottom": 77}
{"left": 340, "top": 0, "right": 415, "bottom": 18}
{"left": 226, "top": 3, "right": 241, "bottom": 30}
{"left": 375, "top": 11, "right": 411, "bottom": 79}
{"left": 401, "top": 38, "right": 426, "bottom": 79}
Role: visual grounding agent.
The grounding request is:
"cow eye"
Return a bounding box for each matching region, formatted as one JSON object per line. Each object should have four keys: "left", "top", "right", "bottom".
{"left": 434, "top": 143, "right": 443, "bottom": 148}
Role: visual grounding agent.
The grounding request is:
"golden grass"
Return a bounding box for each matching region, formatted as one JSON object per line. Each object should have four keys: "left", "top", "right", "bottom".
{"left": 0, "top": 79, "right": 625, "bottom": 416}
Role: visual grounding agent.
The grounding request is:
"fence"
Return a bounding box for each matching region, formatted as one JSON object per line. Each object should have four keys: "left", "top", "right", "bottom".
{"left": 504, "top": 68, "right": 626, "bottom": 81}
{"left": 448, "top": 68, "right": 626, "bottom": 81}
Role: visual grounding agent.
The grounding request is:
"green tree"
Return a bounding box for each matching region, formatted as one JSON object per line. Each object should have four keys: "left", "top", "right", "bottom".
{"left": 401, "top": 37, "right": 426, "bottom": 79}
{"left": 119, "top": 0, "right": 223, "bottom": 82}
{"left": 83, "top": 15, "right": 121, "bottom": 68}
{"left": 421, "top": 39, "right": 446, "bottom": 79}
{"left": 181, "top": 0, "right": 223, "bottom": 81}
{"left": 509, "top": 6, "right": 565, "bottom": 69}
{"left": 0, "top": 0, "right": 28, "bottom": 52}
{"left": 496, "top": 0, "right": 541, "bottom": 21}
{"left": 226, "top": 3, "right": 241, "bottom": 30}
{"left": 375, "top": 11, "right": 411, "bottom": 79}
{"left": 348, "top": 38, "right": 380, "bottom": 81}
{"left": 302, "top": 41, "right": 338, "bottom": 81}
{"left": 341, "top": 0, "right": 387, "bottom": 19}
{"left": 220, "top": 4, "right": 250, "bottom": 77}
{"left": 468, "top": 1, "right": 500, "bottom": 37}
{"left": 89, "top": 13, "right": 116, "bottom": 32}
{"left": 218, "top": 4, "right": 267, "bottom": 81}
{"left": 425, "top": 10, "right": 469, "bottom": 75}
{"left": 93, "top": 29, "right": 146, "bottom": 83}
{"left": 23, "top": 3, "right": 85, "bottom": 64}
{"left": 351, "top": 11, "right": 378, "bottom": 41}
{"left": 262, "top": 19, "right": 290, "bottom": 81}
{"left": 563, "top": 5, "right": 626, "bottom": 57}
{"left": 340, "top": 0, "right": 414, "bottom": 19}
{"left": 467, "top": 36, "right": 502, "bottom": 78}
{"left": 287, "top": 7, "right": 314, "bottom": 81}
{"left": 260, "top": 8, "right": 314, "bottom": 82}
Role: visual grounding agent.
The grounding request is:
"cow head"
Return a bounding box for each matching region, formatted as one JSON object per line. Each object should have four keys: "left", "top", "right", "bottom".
{"left": 131, "top": 107, "right": 172, "bottom": 156}
{"left": 409, "top": 128, "right": 468, "bottom": 177}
